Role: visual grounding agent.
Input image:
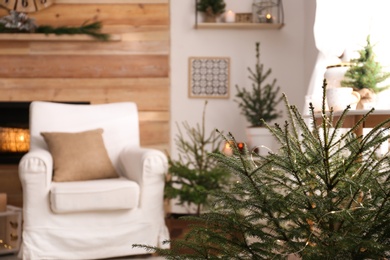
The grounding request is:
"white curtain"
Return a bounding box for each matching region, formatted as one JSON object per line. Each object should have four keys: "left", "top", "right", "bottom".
{"left": 305, "top": 0, "right": 390, "bottom": 114}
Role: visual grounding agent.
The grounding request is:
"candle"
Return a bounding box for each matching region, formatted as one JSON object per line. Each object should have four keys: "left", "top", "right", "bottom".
{"left": 0, "top": 193, "right": 7, "bottom": 212}
{"left": 223, "top": 141, "right": 233, "bottom": 156}
{"left": 224, "top": 10, "right": 235, "bottom": 23}
{"left": 223, "top": 141, "right": 246, "bottom": 156}
{"left": 266, "top": 13, "right": 273, "bottom": 23}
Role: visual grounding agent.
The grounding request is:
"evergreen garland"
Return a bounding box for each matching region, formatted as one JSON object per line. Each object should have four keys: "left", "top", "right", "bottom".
{"left": 235, "top": 42, "right": 283, "bottom": 127}
{"left": 341, "top": 35, "right": 390, "bottom": 93}
{"left": 135, "top": 82, "right": 390, "bottom": 259}
{"left": 35, "top": 21, "right": 110, "bottom": 41}
{"left": 0, "top": 20, "right": 110, "bottom": 41}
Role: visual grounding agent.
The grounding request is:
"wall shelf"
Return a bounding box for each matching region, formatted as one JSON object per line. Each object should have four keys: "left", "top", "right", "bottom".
{"left": 0, "top": 33, "right": 122, "bottom": 41}
{"left": 195, "top": 22, "right": 284, "bottom": 30}
{"left": 194, "top": 0, "right": 284, "bottom": 31}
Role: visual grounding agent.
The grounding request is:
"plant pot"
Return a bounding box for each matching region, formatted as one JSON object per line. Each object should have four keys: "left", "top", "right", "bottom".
{"left": 324, "top": 65, "right": 350, "bottom": 89}
{"left": 165, "top": 214, "right": 202, "bottom": 254}
{"left": 166, "top": 213, "right": 245, "bottom": 256}
{"left": 166, "top": 214, "right": 195, "bottom": 240}
{"left": 326, "top": 87, "right": 360, "bottom": 111}
{"left": 246, "top": 127, "right": 275, "bottom": 156}
{"left": 356, "top": 88, "right": 377, "bottom": 109}
{"left": 203, "top": 14, "right": 217, "bottom": 23}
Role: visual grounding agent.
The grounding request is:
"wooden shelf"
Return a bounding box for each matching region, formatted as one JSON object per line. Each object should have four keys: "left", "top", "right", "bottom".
{"left": 194, "top": 0, "right": 284, "bottom": 30}
{"left": 195, "top": 22, "right": 284, "bottom": 30}
{"left": 0, "top": 33, "right": 122, "bottom": 41}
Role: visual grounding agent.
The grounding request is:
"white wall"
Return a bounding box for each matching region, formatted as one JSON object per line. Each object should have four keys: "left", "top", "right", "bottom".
{"left": 170, "top": 0, "right": 317, "bottom": 159}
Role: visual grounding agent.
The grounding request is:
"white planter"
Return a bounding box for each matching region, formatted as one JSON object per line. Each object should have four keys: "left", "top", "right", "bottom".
{"left": 324, "top": 65, "right": 350, "bottom": 89}
{"left": 326, "top": 87, "right": 360, "bottom": 111}
{"left": 246, "top": 127, "right": 275, "bottom": 156}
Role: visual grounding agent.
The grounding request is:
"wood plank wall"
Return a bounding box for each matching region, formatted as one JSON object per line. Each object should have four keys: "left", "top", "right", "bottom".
{"left": 0, "top": 0, "right": 170, "bottom": 207}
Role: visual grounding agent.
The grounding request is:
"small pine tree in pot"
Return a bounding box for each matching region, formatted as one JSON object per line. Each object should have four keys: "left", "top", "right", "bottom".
{"left": 341, "top": 35, "right": 390, "bottom": 109}
{"left": 164, "top": 101, "right": 231, "bottom": 241}
{"left": 196, "top": 0, "right": 226, "bottom": 22}
{"left": 235, "top": 42, "right": 283, "bottom": 154}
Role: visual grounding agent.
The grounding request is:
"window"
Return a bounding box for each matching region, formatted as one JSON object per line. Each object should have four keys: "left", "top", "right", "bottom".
{"left": 306, "top": 0, "right": 390, "bottom": 114}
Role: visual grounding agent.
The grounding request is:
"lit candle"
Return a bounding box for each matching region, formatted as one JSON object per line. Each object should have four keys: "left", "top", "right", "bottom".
{"left": 266, "top": 13, "right": 273, "bottom": 23}
{"left": 0, "top": 193, "right": 7, "bottom": 212}
{"left": 223, "top": 141, "right": 233, "bottom": 156}
{"left": 224, "top": 10, "right": 236, "bottom": 23}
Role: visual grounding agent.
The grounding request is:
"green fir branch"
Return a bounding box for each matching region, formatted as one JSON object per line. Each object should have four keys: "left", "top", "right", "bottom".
{"left": 35, "top": 21, "right": 110, "bottom": 41}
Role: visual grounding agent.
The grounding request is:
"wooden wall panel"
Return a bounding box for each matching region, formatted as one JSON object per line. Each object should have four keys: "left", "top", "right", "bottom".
{"left": 0, "top": 55, "right": 169, "bottom": 78}
{"left": 0, "top": 4, "right": 170, "bottom": 27}
{"left": 31, "top": 5, "right": 169, "bottom": 27}
{"left": 0, "top": 1, "right": 170, "bottom": 207}
{"left": 0, "top": 1, "right": 170, "bottom": 148}
{"left": 0, "top": 78, "right": 169, "bottom": 110}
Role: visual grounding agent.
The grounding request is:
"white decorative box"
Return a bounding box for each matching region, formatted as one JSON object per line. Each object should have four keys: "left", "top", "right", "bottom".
{"left": 0, "top": 205, "right": 22, "bottom": 255}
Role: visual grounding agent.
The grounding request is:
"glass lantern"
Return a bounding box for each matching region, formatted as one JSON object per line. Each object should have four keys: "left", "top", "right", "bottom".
{"left": 252, "top": 0, "right": 284, "bottom": 24}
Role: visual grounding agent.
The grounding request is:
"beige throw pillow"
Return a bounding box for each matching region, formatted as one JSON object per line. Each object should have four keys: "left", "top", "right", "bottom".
{"left": 41, "top": 128, "right": 119, "bottom": 182}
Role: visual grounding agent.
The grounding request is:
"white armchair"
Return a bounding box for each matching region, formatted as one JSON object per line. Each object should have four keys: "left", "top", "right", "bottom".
{"left": 18, "top": 101, "right": 169, "bottom": 260}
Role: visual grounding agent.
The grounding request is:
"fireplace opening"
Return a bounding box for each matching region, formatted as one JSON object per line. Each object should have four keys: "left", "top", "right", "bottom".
{"left": 0, "top": 101, "right": 89, "bottom": 164}
{"left": 0, "top": 102, "right": 30, "bottom": 164}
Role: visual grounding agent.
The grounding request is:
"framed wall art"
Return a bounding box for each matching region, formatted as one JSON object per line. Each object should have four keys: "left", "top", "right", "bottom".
{"left": 188, "top": 57, "right": 230, "bottom": 99}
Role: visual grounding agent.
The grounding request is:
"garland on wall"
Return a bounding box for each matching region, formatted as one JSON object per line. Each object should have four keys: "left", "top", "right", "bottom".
{"left": 35, "top": 22, "right": 110, "bottom": 41}
{"left": 0, "top": 11, "right": 110, "bottom": 41}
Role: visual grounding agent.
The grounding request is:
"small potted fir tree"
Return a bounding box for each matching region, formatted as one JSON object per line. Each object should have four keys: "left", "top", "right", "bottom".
{"left": 164, "top": 101, "right": 230, "bottom": 240}
{"left": 235, "top": 42, "right": 283, "bottom": 154}
{"left": 196, "top": 0, "right": 226, "bottom": 23}
{"left": 341, "top": 35, "right": 390, "bottom": 109}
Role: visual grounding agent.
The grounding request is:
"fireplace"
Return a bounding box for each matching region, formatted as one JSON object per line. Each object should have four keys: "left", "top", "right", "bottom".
{"left": 0, "top": 101, "right": 89, "bottom": 164}
{"left": 0, "top": 102, "right": 30, "bottom": 164}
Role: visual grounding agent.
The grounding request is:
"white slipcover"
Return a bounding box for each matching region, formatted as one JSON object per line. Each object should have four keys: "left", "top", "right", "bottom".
{"left": 18, "top": 101, "right": 169, "bottom": 260}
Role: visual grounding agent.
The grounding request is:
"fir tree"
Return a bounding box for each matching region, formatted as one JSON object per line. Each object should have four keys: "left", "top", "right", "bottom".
{"left": 235, "top": 42, "right": 283, "bottom": 127}
{"left": 135, "top": 82, "right": 390, "bottom": 259}
{"left": 164, "top": 101, "right": 231, "bottom": 216}
{"left": 196, "top": 0, "right": 226, "bottom": 17}
{"left": 341, "top": 35, "right": 390, "bottom": 93}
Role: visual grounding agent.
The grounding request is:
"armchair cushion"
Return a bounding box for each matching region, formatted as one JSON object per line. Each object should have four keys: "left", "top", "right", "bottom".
{"left": 41, "top": 128, "right": 118, "bottom": 182}
{"left": 50, "top": 177, "right": 140, "bottom": 213}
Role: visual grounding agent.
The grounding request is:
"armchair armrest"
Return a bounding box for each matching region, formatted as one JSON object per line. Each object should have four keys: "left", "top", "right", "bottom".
{"left": 119, "top": 147, "right": 168, "bottom": 209}
{"left": 19, "top": 149, "right": 53, "bottom": 186}
{"left": 18, "top": 149, "right": 54, "bottom": 226}
{"left": 119, "top": 147, "right": 168, "bottom": 184}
